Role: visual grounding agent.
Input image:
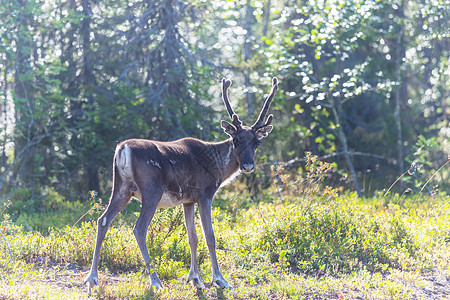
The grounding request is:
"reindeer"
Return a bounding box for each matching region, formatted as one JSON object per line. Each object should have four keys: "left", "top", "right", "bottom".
{"left": 84, "top": 77, "right": 278, "bottom": 292}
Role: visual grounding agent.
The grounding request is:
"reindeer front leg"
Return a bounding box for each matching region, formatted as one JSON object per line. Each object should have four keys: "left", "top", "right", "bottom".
{"left": 183, "top": 203, "right": 205, "bottom": 289}
{"left": 198, "top": 197, "right": 232, "bottom": 289}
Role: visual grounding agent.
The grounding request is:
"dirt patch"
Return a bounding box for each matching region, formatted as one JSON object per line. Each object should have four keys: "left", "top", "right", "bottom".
{"left": 21, "top": 258, "right": 450, "bottom": 299}
{"left": 400, "top": 270, "right": 450, "bottom": 299}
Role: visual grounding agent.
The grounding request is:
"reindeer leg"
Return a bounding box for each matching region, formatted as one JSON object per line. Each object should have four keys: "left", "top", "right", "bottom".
{"left": 84, "top": 181, "right": 131, "bottom": 294}
{"left": 198, "top": 198, "right": 232, "bottom": 289}
{"left": 133, "top": 184, "right": 165, "bottom": 289}
{"left": 183, "top": 203, "right": 204, "bottom": 289}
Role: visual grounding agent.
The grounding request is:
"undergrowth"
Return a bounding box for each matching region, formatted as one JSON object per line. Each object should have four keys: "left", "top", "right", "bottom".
{"left": 0, "top": 153, "right": 449, "bottom": 299}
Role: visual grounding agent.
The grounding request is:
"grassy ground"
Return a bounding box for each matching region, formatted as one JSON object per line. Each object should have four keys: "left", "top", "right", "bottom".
{"left": 1, "top": 159, "right": 449, "bottom": 299}
{"left": 1, "top": 191, "right": 450, "bottom": 299}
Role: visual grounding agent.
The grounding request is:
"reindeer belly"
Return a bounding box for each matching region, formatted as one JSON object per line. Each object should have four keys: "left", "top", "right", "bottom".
{"left": 157, "top": 191, "right": 191, "bottom": 208}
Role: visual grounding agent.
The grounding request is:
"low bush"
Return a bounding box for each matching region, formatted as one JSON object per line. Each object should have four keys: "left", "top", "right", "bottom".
{"left": 3, "top": 186, "right": 91, "bottom": 233}
{"left": 1, "top": 205, "right": 197, "bottom": 280}
{"left": 251, "top": 198, "right": 417, "bottom": 275}
{"left": 1, "top": 154, "right": 447, "bottom": 289}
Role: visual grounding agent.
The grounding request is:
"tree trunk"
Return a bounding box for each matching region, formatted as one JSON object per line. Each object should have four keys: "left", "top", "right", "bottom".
{"left": 262, "top": 0, "right": 271, "bottom": 37}
{"left": 332, "top": 98, "right": 362, "bottom": 197}
{"left": 1, "top": 65, "right": 8, "bottom": 170}
{"left": 87, "top": 167, "right": 100, "bottom": 194}
{"left": 13, "top": 0, "right": 35, "bottom": 184}
{"left": 0, "top": 65, "right": 9, "bottom": 192}
{"left": 244, "top": 0, "right": 254, "bottom": 116}
{"left": 393, "top": 0, "right": 406, "bottom": 177}
{"left": 81, "top": 0, "right": 100, "bottom": 193}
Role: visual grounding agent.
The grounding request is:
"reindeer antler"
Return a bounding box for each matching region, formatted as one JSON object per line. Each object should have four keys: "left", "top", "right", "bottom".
{"left": 222, "top": 78, "right": 242, "bottom": 128}
{"left": 222, "top": 79, "right": 234, "bottom": 118}
{"left": 252, "top": 77, "right": 278, "bottom": 130}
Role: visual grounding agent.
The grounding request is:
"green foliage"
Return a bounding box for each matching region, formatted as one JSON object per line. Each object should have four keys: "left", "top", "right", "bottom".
{"left": 2, "top": 157, "right": 450, "bottom": 299}
{"left": 1, "top": 0, "right": 448, "bottom": 198}
{"left": 1, "top": 201, "right": 194, "bottom": 279}
{"left": 256, "top": 199, "right": 417, "bottom": 275}
{"left": 0, "top": 0, "right": 449, "bottom": 298}
{"left": 403, "top": 135, "right": 450, "bottom": 193}
{"left": 4, "top": 186, "right": 88, "bottom": 233}
{"left": 274, "top": 152, "right": 339, "bottom": 203}
{"left": 3, "top": 189, "right": 450, "bottom": 299}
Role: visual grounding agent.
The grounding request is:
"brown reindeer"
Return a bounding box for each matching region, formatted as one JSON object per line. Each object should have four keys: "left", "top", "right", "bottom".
{"left": 84, "top": 77, "right": 278, "bottom": 292}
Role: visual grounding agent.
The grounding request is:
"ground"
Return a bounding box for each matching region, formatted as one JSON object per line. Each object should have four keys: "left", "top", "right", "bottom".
{"left": 1, "top": 255, "right": 450, "bottom": 299}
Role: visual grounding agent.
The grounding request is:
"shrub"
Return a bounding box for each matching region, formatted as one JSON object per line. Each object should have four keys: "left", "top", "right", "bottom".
{"left": 250, "top": 197, "right": 417, "bottom": 275}
{"left": 1, "top": 204, "right": 192, "bottom": 280}
{"left": 4, "top": 186, "right": 89, "bottom": 232}
{"left": 221, "top": 157, "right": 418, "bottom": 276}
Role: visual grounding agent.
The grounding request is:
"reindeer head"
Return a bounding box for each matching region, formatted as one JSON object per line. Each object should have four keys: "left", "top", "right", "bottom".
{"left": 220, "top": 77, "right": 278, "bottom": 174}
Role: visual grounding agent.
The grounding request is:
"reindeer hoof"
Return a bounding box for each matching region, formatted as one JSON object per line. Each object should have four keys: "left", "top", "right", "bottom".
{"left": 151, "top": 282, "right": 164, "bottom": 289}
{"left": 83, "top": 273, "right": 98, "bottom": 294}
{"left": 150, "top": 273, "right": 164, "bottom": 289}
{"left": 213, "top": 278, "right": 232, "bottom": 289}
{"left": 188, "top": 277, "right": 205, "bottom": 289}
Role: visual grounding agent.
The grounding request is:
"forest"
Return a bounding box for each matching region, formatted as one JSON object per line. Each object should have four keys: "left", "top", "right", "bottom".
{"left": 0, "top": 0, "right": 449, "bottom": 299}
{"left": 0, "top": 0, "right": 448, "bottom": 197}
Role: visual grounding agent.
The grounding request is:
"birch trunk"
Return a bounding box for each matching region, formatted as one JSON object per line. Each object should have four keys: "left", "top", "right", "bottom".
{"left": 393, "top": 0, "right": 406, "bottom": 177}
{"left": 244, "top": 0, "right": 254, "bottom": 116}
{"left": 332, "top": 98, "right": 362, "bottom": 197}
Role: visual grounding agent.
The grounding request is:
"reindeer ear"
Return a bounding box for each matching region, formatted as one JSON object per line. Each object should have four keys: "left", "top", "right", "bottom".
{"left": 255, "top": 125, "right": 273, "bottom": 139}
{"left": 221, "top": 120, "right": 237, "bottom": 137}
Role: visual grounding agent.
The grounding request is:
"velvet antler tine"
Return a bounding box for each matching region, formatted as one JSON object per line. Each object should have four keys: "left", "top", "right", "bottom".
{"left": 252, "top": 77, "right": 278, "bottom": 130}
{"left": 222, "top": 78, "right": 242, "bottom": 128}
{"left": 222, "top": 78, "right": 235, "bottom": 119}
{"left": 264, "top": 114, "right": 273, "bottom": 126}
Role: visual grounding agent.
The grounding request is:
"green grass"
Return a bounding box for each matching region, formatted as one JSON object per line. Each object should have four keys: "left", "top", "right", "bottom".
{"left": 1, "top": 156, "right": 449, "bottom": 299}
{"left": 1, "top": 191, "right": 450, "bottom": 299}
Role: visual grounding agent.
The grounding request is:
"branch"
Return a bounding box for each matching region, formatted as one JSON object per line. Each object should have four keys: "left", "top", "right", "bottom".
{"left": 0, "top": 132, "right": 53, "bottom": 191}
{"left": 0, "top": 230, "right": 13, "bottom": 261}
{"left": 266, "top": 151, "right": 392, "bottom": 167}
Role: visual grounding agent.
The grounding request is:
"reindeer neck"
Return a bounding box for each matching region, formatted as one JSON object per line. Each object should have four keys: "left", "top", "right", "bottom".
{"left": 210, "top": 138, "right": 239, "bottom": 182}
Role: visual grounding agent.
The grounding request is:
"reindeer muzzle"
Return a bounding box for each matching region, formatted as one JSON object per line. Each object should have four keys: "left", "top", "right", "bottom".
{"left": 241, "top": 163, "right": 255, "bottom": 174}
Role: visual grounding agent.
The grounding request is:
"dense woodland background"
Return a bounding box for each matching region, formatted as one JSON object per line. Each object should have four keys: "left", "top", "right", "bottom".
{"left": 0, "top": 0, "right": 448, "bottom": 200}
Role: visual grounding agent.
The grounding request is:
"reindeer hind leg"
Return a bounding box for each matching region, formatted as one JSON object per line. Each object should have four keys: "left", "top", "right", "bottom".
{"left": 84, "top": 173, "right": 132, "bottom": 293}
{"left": 133, "top": 181, "right": 165, "bottom": 289}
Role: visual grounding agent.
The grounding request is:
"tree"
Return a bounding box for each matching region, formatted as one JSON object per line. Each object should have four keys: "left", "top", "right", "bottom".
{"left": 1, "top": 0, "right": 448, "bottom": 197}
